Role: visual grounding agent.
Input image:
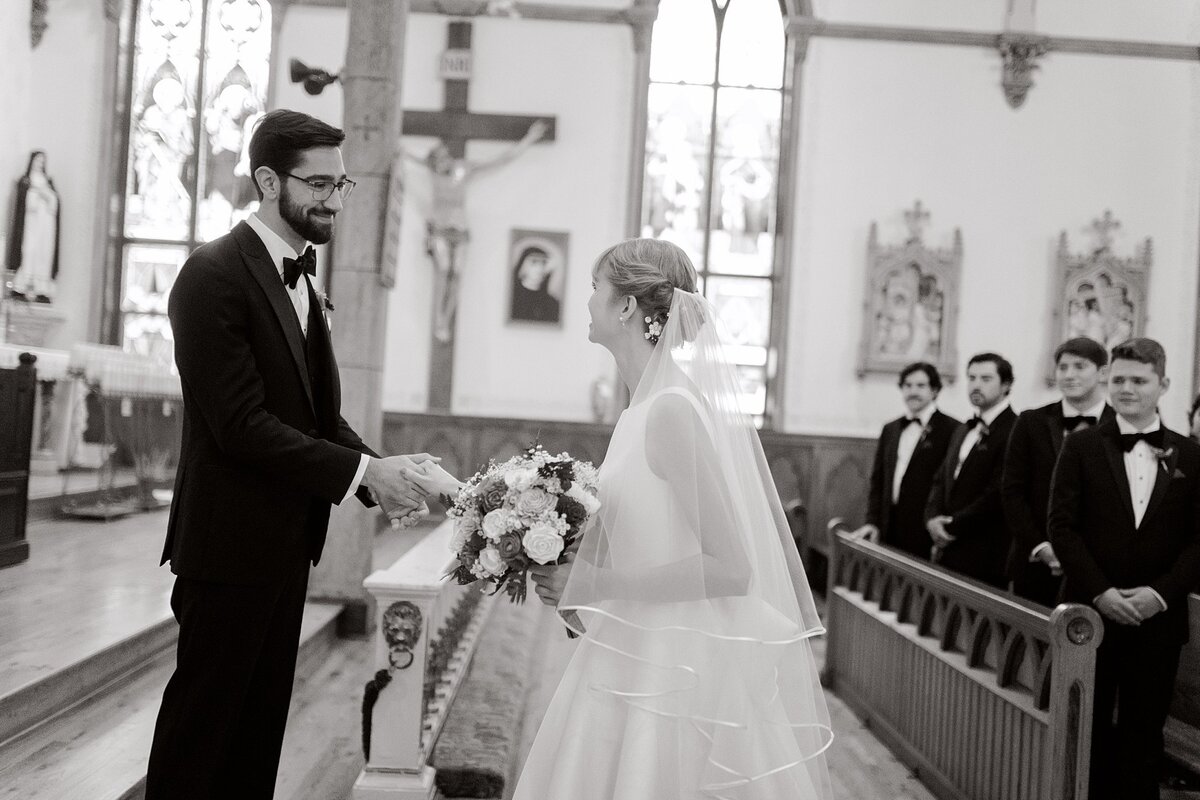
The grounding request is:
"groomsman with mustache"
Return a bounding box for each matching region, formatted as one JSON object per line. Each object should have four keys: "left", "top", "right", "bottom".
{"left": 860, "top": 362, "right": 959, "bottom": 559}
{"left": 1002, "top": 337, "right": 1114, "bottom": 606}
{"left": 1050, "top": 338, "right": 1200, "bottom": 800}
{"left": 925, "top": 353, "right": 1018, "bottom": 588}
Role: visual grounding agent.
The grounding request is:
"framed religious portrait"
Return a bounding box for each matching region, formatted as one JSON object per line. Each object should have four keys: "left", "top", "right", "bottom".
{"left": 1046, "top": 211, "right": 1151, "bottom": 384}
{"left": 857, "top": 202, "right": 962, "bottom": 381}
{"left": 508, "top": 229, "right": 568, "bottom": 326}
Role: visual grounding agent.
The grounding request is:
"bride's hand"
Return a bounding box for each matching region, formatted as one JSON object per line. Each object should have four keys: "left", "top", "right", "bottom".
{"left": 400, "top": 462, "right": 464, "bottom": 501}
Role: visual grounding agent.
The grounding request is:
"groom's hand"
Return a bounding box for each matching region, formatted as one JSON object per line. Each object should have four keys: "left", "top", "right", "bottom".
{"left": 363, "top": 454, "right": 439, "bottom": 521}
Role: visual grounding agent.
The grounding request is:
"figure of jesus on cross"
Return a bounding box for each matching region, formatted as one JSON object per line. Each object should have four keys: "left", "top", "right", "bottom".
{"left": 400, "top": 20, "right": 555, "bottom": 345}
{"left": 406, "top": 118, "right": 548, "bottom": 342}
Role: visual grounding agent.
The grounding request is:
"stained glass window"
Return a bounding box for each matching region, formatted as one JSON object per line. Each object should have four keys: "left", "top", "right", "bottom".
{"left": 642, "top": 0, "right": 785, "bottom": 423}
{"left": 112, "top": 0, "right": 271, "bottom": 362}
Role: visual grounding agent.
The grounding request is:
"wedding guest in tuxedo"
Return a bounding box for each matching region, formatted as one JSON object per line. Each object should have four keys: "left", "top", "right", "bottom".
{"left": 925, "top": 352, "right": 1017, "bottom": 587}
{"left": 1002, "top": 337, "right": 1114, "bottom": 606}
{"left": 859, "top": 362, "right": 959, "bottom": 558}
{"left": 1049, "top": 338, "right": 1200, "bottom": 800}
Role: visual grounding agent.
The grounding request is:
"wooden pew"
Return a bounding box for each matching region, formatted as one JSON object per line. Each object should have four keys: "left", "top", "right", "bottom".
{"left": 354, "top": 520, "right": 498, "bottom": 799}
{"left": 824, "top": 524, "right": 1102, "bottom": 800}
{"left": 0, "top": 352, "right": 37, "bottom": 568}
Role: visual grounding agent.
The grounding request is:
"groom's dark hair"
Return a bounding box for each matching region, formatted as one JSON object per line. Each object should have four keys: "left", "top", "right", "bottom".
{"left": 1111, "top": 337, "right": 1166, "bottom": 378}
{"left": 248, "top": 110, "right": 345, "bottom": 201}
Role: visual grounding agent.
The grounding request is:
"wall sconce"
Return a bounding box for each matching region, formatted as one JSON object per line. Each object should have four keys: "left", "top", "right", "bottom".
{"left": 289, "top": 59, "right": 341, "bottom": 95}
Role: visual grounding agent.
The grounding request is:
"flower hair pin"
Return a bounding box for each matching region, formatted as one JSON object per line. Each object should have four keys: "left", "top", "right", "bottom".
{"left": 644, "top": 314, "right": 666, "bottom": 345}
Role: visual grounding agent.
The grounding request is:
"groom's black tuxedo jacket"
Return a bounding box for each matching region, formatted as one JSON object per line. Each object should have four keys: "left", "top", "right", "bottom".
{"left": 1002, "top": 401, "right": 1116, "bottom": 598}
{"left": 163, "top": 221, "right": 376, "bottom": 586}
{"left": 925, "top": 405, "right": 1017, "bottom": 587}
{"left": 1049, "top": 420, "right": 1200, "bottom": 642}
{"left": 866, "top": 409, "right": 959, "bottom": 559}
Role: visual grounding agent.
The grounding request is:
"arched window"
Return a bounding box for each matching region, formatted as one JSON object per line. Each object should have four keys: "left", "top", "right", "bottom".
{"left": 643, "top": 0, "right": 782, "bottom": 419}
{"left": 641, "top": 0, "right": 786, "bottom": 423}
{"left": 106, "top": 0, "right": 272, "bottom": 363}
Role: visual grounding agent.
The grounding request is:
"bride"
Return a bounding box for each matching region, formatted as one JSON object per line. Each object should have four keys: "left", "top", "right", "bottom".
{"left": 406, "top": 238, "right": 833, "bottom": 799}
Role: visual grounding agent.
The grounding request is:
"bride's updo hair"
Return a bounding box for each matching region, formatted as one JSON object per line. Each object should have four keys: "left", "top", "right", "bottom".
{"left": 593, "top": 239, "right": 699, "bottom": 344}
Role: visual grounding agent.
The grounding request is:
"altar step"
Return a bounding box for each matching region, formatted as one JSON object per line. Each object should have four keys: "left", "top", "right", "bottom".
{"left": 0, "top": 601, "right": 343, "bottom": 800}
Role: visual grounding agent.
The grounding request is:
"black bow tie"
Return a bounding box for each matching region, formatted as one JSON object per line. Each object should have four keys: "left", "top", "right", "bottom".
{"left": 282, "top": 247, "right": 316, "bottom": 289}
{"left": 1119, "top": 429, "right": 1165, "bottom": 452}
{"left": 1062, "top": 415, "right": 1098, "bottom": 430}
{"left": 906, "top": 417, "right": 923, "bottom": 427}
{"left": 966, "top": 416, "right": 986, "bottom": 430}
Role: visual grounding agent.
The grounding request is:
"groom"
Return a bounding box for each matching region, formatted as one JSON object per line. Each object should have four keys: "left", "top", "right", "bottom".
{"left": 146, "top": 109, "right": 432, "bottom": 800}
{"left": 1049, "top": 338, "right": 1200, "bottom": 800}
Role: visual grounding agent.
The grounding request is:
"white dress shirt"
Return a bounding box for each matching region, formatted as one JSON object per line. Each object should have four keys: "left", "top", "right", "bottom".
{"left": 247, "top": 213, "right": 311, "bottom": 336}
{"left": 893, "top": 403, "right": 937, "bottom": 503}
{"left": 245, "top": 214, "right": 368, "bottom": 504}
{"left": 955, "top": 400, "right": 1010, "bottom": 480}
{"left": 1117, "top": 414, "right": 1161, "bottom": 529}
{"left": 1060, "top": 398, "right": 1108, "bottom": 430}
{"left": 1113, "top": 414, "right": 1167, "bottom": 611}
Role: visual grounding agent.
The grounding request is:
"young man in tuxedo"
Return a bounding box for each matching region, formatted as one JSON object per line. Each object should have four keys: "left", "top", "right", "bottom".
{"left": 1049, "top": 338, "right": 1200, "bottom": 800}
{"left": 1002, "top": 337, "right": 1114, "bottom": 606}
{"left": 860, "top": 362, "right": 959, "bottom": 559}
{"left": 925, "top": 352, "right": 1018, "bottom": 587}
{"left": 146, "top": 110, "right": 434, "bottom": 800}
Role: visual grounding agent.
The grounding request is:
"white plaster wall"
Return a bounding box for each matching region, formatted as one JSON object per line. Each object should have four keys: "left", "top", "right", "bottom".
{"left": 786, "top": 36, "right": 1200, "bottom": 435}
{"left": 381, "top": 14, "right": 629, "bottom": 419}
{"left": 3, "top": 0, "right": 111, "bottom": 350}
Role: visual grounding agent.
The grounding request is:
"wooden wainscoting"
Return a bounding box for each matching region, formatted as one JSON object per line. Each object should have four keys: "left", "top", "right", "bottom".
{"left": 383, "top": 413, "right": 876, "bottom": 570}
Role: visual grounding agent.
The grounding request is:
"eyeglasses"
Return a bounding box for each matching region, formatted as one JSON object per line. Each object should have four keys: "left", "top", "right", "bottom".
{"left": 281, "top": 172, "right": 356, "bottom": 202}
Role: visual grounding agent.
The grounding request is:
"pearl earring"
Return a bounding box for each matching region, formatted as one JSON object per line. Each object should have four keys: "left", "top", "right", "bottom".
{"left": 619, "top": 316, "right": 626, "bottom": 327}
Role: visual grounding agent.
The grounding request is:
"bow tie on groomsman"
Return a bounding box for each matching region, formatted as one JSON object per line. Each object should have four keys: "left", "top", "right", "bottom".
{"left": 1062, "top": 415, "right": 1098, "bottom": 431}
{"left": 906, "top": 416, "right": 923, "bottom": 427}
{"left": 965, "top": 416, "right": 989, "bottom": 436}
{"left": 1119, "top": 428, "right": 1165, "bottom": 452}
{"left": 283, "top": 246, "right": 317, "bottom": 289}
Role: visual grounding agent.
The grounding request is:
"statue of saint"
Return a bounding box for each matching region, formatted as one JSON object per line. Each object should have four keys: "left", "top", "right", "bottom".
{"left": 405, "top": 119, "right": 547, "bottom": 342}
{"left": 7, "top": 151, "right": 60, "bottom": 303}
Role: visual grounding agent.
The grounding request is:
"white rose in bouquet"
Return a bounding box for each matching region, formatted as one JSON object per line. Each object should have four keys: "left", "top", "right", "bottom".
{"left": 478, "top": 545, "right": 506, "bottom": 576}
{"left": 515, "top": 487, "right": 557, "bottom": 518}
{"left": 523, "top": 522, "right": 565, "bottom": 565}
{"left": 481, "top": 508, "right": 514, "bottom": 541}
{"left": 504, "top": 466, "right": 539, "bottom": 491}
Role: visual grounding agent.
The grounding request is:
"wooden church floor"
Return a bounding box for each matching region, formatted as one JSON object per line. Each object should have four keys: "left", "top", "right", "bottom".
{"left": 0, "top": 510, "right": 936, "bottom": 800}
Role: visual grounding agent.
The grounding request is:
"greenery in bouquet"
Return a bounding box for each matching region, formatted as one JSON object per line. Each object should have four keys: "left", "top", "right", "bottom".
{"left": 445, "top": 445, "right": 600, "bottom": 603}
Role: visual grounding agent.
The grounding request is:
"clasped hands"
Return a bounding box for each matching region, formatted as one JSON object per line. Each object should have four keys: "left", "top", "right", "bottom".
{"left": 1095, "top": 586, "right": 1165, "bottom": 626}
{"left": 361, "top": 453, "right": 443, "bottom": 529}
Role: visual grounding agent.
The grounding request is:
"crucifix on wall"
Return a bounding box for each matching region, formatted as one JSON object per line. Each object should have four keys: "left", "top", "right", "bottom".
{"left": 401, "top": 20, "right": 556, "bottom": 411}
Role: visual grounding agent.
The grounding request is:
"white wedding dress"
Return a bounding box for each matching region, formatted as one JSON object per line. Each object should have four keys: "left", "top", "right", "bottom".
{"left": 512, "top": 292, "right": 833, "bottom": 800}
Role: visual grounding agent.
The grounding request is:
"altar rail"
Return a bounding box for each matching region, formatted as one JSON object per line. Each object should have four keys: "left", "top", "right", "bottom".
{"left": 824, "top": 524, "right": 1102, "bottom": 800}
{"left": 354, "top": 520, "right": 496, "bottom": 800}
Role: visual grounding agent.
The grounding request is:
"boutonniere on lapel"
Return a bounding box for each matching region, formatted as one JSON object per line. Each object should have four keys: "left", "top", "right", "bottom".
{"left": 1149, "top": 445, "right": 1175, "bottom": 474}
{"left": 974, "top": 423, "right": 992, "bottom": 452}
{"left": 314, "top": 289, "right": 335, "bottom": 314}
{"left": 917, "top": 424, "right": 934, "bottom": 448}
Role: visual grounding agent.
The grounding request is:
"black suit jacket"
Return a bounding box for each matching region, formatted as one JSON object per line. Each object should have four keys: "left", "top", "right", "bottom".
{"left": 1049, "top": 420, "right": 1200, "bottom": 641}
{"left": 925, "top": 405, "right": 1017, "bottom": 586}
{"left": 163, "top": 222, "right": 377, "bottom": 586}
{"left": 1002, "top": 401, "right": 1116, "bottom": 583}
{"left": 867, "top": 409, "right": 959, "bottom": 558}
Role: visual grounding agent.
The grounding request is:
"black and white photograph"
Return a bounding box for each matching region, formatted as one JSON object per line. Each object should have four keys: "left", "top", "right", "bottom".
{"left": 5, "top": 2, "right": 1200, "bottom": 800}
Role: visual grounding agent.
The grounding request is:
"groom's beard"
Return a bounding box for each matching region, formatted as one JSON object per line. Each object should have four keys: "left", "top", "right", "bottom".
{"left": 280, "top": 183, "right": 335, "bottom": 245}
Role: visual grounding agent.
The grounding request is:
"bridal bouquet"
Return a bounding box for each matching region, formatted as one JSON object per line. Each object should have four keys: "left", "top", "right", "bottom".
{"left": 445, "top": 445, "right": 601, "bottom": 603}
